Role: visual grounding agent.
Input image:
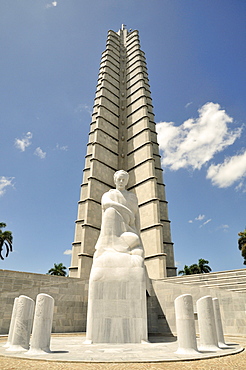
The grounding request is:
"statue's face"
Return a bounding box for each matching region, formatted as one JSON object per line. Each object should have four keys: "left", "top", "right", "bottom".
{"left": 114, "top": 173, "right": 128, "bottom": 190}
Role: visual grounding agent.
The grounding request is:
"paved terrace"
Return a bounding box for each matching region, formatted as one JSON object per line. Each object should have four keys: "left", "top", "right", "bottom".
{"left": 0, "top": 334, "right": 245, "bottom": 369}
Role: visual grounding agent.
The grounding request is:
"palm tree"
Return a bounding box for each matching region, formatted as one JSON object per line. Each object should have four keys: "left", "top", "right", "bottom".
{"left": 178, "top": 259, "right": 212, "bottom": 275}
{"left": 238, "top": 229, "right": 246, "bottom": 265}
{"left": 189, "top": 263, "right": 201, "bottom": 274}
{"left": 0, "top": 222, "right": 13, "bottom": 260}
{"left": 47, "top": 263, "right": 67, "bottom": 276}
{"left": 198, "top": 258, "right": 212, "bottom": 273}
{"left": 178, "top": 265, "right": 192, "bottom": 275}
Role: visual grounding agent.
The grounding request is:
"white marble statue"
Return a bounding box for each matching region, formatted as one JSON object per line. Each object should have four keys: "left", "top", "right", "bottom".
{"left": 86, "top": 170, "right": 147, "bottom": 344}
{"left": 93, "top": 170, "right": 144, "bottom": 265}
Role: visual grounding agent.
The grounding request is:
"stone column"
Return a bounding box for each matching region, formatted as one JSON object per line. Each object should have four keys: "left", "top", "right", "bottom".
{"left": 3, "top": 297, "right": 19, "bottom": 348}
{"left": 212, "top": 297, "right": 229, "bottom": 348}
{"left": 197, "top": 295, "right": 220, "bottom": 352}
{"left": 174, "top": 294, "right": 199, "bottom": 354}
{"left": 7, "top": 295, "right": 34, "bottom": 351}
{"left": 27, "top": 293, "right": 54, "bottom": 355}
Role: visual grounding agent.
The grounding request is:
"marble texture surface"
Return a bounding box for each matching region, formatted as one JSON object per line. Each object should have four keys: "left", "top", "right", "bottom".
{"left": 3, "top": 297, "right": 19, "bottom": 348}
{"left": 27, "top": 293, "right": 54, "bottom": 355}
{"left": 86, "top": 171, "right": 147, "bottom": 343}
{"left": 0, "top": 334, "right": 243, "bottom": 363}
{"left": 197, "top": 295, "right": 220, "bottom": 352}
{"left": 174, "top": 294, "right": 198, "bottom": 354}
{"left": 6, "top": 295, "right": 34, "bottom": 352}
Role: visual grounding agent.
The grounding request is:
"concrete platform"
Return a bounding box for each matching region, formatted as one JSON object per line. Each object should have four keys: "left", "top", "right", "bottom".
{"left": 0, "top": 334, "right": 243, "bottom": 362}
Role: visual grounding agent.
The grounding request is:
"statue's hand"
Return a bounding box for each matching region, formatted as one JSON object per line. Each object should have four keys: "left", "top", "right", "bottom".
{"left": 130, "top": 248, "right": 143, "bottom": 257}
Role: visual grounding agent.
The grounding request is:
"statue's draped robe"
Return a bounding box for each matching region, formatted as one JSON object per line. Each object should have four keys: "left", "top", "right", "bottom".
{"left": 86, "top": 189, "right": 147, "bottom": 343}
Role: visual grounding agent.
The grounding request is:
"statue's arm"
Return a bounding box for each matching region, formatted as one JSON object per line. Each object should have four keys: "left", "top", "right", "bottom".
{"left": 101, "top": 192, "right": 132, "bottom": 216}
{"left": 101, "top": 192, "right": 120, "bottom": 210}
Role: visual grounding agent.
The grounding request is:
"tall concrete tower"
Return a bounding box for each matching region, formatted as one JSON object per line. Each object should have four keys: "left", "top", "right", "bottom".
{"left": 69, "top": 26, "right": 176, "bottom": 280}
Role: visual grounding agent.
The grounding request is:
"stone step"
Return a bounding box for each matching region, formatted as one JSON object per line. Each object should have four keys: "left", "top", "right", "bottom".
{"left": 162, "top": 269, "right": 246, "bottom": 293}
{"left": 165, "top": 269, "right": 246, "bottom": 283}
{"left": 200, "top": 282, "right": 246, "bottom": 290}
{"left": 228, "top": 287, "right": 246, "bottom": 292}
{"left": 181, "top": 276, "right": 246, "bottom": 285}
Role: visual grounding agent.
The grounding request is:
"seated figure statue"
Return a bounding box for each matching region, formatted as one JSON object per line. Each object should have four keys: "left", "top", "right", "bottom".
{"left": 92, "top": 170, "right": 144, "bottom": 270}
{"left": 86, "top": 170, "right": 147, "bottom": 344}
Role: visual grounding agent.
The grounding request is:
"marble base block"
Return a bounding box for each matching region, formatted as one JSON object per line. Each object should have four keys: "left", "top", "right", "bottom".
{"left": 86, "top": 252, "right": 147, "bottom": 343}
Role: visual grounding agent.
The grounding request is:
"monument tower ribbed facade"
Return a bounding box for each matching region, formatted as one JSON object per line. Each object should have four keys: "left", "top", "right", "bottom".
{"left": 69, "top": 26, "right": 176, "bottom": 280}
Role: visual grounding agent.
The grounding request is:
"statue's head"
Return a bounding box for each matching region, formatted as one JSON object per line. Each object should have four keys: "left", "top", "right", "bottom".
{"left": 114, "top": 170, "right": 129, "bottom": 190}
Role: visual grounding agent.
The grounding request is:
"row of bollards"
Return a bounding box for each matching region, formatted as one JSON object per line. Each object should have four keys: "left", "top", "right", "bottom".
{"left": 175, "top": 294, "right": 229, "bottom": 354}
{"left": 4, "top": 293, "right": 54, "bottom": 355}
{"left": 2, "top": 292, "right": 229, "bottom": 357}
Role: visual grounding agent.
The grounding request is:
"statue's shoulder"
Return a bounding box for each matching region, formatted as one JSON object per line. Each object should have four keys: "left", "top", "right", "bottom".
{"left": 102, "top": 189, "right": 115, "bottom": 196}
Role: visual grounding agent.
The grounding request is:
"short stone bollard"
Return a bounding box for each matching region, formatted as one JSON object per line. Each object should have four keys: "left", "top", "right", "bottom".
{"left": 174, "top": 294, "right": 199, "bottom": 354}
{"left": 6, "top": 295, "right": 35, "bottom": 351}
{"left": 212, "top": 297, "right": 230, "bottom": 348}
{"left": 26, "top": 293, "right": 54, "bottom": 355}
{"left": 197, "top": 295, "right": 220, "bottom": 352}
{"left": 3, "top": 297, "right": 19, "bottom": 348}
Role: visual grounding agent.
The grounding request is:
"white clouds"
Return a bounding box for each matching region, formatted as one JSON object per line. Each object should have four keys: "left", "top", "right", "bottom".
{"left": 195, "top": 214, "right": 205, "bottom": 221}
{"left": 185, "top": 102, "right": 193, "bottom": 108}
{"left": 0, "top": 177, "right": 15, "bottom": 196}
{"left": 156, "top": 102, "right": 242, "bottom": 171}
{"left": 175, "top": 260, "right": 182, "bottom": 267}
{"left": 76, "top": 103, "right": 93, "bottom": 116}
{"left": 63, "top": 249, "right": 72, "bottom": 255}
{"left": 34, "top": 147, "right": 46, "bottom": 159}
{"left": 217, "top": 224, "right": 229, "bottom": 232}
{"left": 200, "top": 219, "right": 212, "bottom": 228}
{"left": 235, "top": 181, "right": 246, "bottom": 193}
{"left": 206, "top": 150, "right": 246, "bottom": 188}
{"left": 14, "top": 132, "right": 32, "bottom": 152}
{"left": 189, "top": 214, "right": 212, "bottom": 227}
{"left": 45, "top": 1, "right": 57, "bottom": 9}
{"left": 55, "top": 144, "right": 68, "bottom": 151}
{"left": 14, "top": 134, "right": 67, "bottom": 159}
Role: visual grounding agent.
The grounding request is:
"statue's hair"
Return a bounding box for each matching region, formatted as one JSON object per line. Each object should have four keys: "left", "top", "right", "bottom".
{"left": 114, "top": 170, "right": 129, "bottom": 183}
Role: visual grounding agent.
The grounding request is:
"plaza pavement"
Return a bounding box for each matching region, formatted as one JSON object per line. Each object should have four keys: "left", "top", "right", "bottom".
{"left": 0, "top": 334, "right": 245, "bottom": 370}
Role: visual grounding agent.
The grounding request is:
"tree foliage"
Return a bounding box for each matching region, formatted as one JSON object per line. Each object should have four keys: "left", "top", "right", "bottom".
{"left": 0, "top": 222, "right": 13, "bottom": 260}
{"left": 47, "top": 263, "right": 67, "bottom": 276}
{"left": 178, "top": 264, "right": 192, "bottom": 275}
{"left": 238, "top": 229, "right": 246, "bottom": 265}
{"left": 178, "top": 259, "right": 212, "bottom": 275}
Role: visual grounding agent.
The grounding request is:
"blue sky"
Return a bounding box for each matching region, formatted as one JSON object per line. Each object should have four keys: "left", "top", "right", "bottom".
{"left": 1, "top": 0, "right": 246, "bottom": 275}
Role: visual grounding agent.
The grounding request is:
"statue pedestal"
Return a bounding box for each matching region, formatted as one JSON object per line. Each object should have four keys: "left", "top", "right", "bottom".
{"left": 86, "top": 252, "right": 147, "bottom": 343}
